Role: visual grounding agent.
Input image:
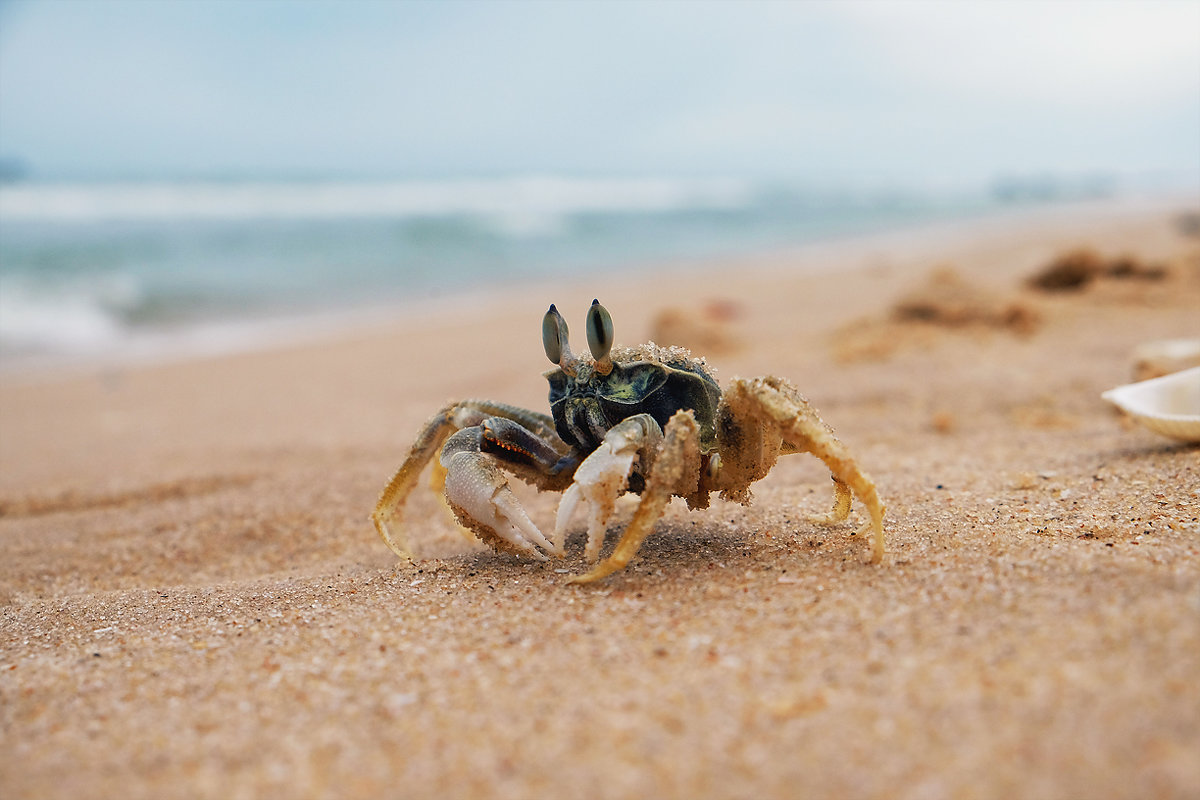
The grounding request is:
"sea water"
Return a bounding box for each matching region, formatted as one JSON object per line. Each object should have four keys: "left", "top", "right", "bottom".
{"left": 0, "top": 175, "right": 1099, "bottom": 368}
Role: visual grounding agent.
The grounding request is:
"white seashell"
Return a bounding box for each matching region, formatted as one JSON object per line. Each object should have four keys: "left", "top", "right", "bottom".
{"left": 1102, "top": 366, "right": 1200, "bottom": 443}
{"left": 1131, "top": 338, "right": 1200, "bottom": 381}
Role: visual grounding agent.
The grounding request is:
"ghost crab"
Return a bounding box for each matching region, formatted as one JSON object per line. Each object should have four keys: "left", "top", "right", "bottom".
{"left": 372, "top": 300, "right": 885, "bottom": 583}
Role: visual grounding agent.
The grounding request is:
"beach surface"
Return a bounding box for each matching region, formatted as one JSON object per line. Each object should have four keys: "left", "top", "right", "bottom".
{"left": 2, "top": 199, "right": 1198, "bottom": 799}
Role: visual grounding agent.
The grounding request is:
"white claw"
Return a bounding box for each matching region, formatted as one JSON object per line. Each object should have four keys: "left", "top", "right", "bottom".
{"left": 444, "top": 452, "right": 554, "bottom": 559}
{"left": 554, "top": 427, "right": 641, "bottom": 562}
{"left": 494, "top": 491, "right": 559, "bottom": 557}
{"left": 554, "top": 485, "right": 583, "bottom": 553}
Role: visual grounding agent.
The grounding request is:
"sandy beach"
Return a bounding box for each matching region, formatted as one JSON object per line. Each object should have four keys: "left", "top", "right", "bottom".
{"left": 2, "top": 199, "right": 1198, "bottom": 799}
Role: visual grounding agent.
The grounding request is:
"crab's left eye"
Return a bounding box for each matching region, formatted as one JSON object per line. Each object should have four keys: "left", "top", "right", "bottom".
{"left": 543, "top": 304, "right": 565, "bottom": 365}
{"left": 586, "top": 299, "right": 614, "bottom": 362}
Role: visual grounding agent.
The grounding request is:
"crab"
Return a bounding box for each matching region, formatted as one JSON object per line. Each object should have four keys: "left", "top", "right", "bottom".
{"left": 372, "top": 300, "right": 885, "bottom": 583}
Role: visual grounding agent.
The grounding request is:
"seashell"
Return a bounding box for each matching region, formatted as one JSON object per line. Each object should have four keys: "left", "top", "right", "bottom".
{"left": 1131, "top": 338, "right": 1200, "bottom": 382}
{"left": 1101, "top": 366, "right": 1200, "bottom": 443}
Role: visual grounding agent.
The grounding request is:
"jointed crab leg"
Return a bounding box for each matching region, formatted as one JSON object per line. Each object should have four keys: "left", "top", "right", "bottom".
{"left": 569, "top": 411, "right": 702, "bottom": 584}
{"left": 806, "top": 476, "right": 853, "bottom": 527}
{"left": 555, "top": 413, "right": 664, "bottom": 561}
{"left": 720, "top": 377, "right": 886, "bottom": 563}
{"left": 371, "top": 400, "right": 575, "bottom": 560}
{"left": 373, "top": 400, "right": 462, "bottom": 559}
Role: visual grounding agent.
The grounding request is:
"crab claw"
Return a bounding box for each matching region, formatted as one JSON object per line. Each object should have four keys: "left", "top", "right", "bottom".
{"left": 442, "top": 449, "right": 559, "bottom": 560}
{"left": 555, "top": 416, "right": 661, "bottom": 562}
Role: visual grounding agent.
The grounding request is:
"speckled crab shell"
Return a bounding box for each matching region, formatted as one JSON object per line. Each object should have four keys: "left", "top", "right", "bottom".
{"left": 545, "top": 342, "right": 723, "bottom": 452}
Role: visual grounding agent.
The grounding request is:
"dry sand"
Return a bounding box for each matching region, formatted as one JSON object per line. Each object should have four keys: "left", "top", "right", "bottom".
{"left": 2, "top": 199, "right": 1198, "bottom": 799}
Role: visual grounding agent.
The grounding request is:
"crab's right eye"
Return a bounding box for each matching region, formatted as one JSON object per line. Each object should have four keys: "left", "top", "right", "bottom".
{"left": 586, "top": 299, "right": 614, "bottom": 361}
{"left": 587, "top": 299, "right": 615, "bottom": 375}
{"left": 542, "top": 304, "right": 565, "bottom": 364}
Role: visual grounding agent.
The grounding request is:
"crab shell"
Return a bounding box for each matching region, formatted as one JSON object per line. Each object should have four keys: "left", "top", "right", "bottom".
{"left": 545, "top": 343, "right": 723, "bottom": 453}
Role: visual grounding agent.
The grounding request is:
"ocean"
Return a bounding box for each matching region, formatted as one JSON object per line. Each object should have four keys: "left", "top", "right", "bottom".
{"left": 0, "top": 175, "right": 1109, "bottom": 369}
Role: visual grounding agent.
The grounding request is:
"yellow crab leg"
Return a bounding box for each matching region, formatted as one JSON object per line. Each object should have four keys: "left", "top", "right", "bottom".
{"left": 569, "top": 411, "right": 701, "bottom": 584}
{"left": 372, "top": 402, "right": 462, "bottom": 559}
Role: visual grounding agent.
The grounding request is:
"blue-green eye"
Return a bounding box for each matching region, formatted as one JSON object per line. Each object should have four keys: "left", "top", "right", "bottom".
{"left": 543, "top": 304, "right": 566, "bottom": 365}
{"left": 586, "top": 299, "right": 614, "bottom": 362}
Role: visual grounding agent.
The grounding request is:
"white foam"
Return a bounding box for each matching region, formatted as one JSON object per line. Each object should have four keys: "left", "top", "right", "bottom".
{"left": 0, "top": 273, "right": 142, "bottom": 355}
{"left": 0, "top": 176, "right": 755, "bottom": 225}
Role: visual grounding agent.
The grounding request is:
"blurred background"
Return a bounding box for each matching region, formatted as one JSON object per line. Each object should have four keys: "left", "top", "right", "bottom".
{"left": 1, "top": 0, "right": 1197, "bottom": 366}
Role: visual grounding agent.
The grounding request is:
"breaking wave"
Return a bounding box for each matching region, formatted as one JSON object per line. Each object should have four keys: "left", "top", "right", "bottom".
{"left": 0, "top": 173, "right": 1056, "bottom": 367}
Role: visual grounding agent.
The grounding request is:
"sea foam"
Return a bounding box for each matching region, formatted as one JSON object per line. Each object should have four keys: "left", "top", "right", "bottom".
{"left": 0, "top": 176, "right": 754, "bottom": 226}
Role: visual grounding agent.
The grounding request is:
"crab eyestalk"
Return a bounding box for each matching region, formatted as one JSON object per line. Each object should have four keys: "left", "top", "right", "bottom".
{"left": 542, "top": 303, "right": 579, "bottom": 376}
{"left": 586, "top": 299, "right": 614, "bottom": 376}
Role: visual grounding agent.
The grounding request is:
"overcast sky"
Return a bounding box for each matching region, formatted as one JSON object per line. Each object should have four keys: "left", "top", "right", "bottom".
{"left": 0, "top": 0, "right": 1197, "bottom": 184}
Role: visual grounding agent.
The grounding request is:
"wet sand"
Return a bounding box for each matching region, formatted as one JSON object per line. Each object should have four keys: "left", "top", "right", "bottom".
{"left": 2, "top": 199, "right": 1198, "bottom": 799}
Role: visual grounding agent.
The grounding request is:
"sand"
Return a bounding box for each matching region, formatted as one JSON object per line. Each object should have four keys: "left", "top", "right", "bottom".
{"left": 2, "top": 198, "right": 1198, "bottom": 799}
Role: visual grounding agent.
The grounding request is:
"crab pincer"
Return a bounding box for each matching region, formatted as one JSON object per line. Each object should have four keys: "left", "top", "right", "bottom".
{"left": 555, "top": 414, "right": 663, "bottom": 562}
{"left": 440, "top": 428, "right": 560, "bottom": 559}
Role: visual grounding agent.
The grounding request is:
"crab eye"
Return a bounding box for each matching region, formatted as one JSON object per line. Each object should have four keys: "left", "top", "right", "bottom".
{"left": 586, "top": 299, "right": 614, "bottom": 362}
{"left": 542, "top": 304, "right": 565, "bottom": 364}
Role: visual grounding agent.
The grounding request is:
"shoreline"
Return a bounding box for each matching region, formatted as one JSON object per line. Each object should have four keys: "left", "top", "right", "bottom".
{"left": 3, "top": 190, "right": 1192, "bottom": 385}
{"left": 2, "top": 196, "right": 1198, "bottom": 799}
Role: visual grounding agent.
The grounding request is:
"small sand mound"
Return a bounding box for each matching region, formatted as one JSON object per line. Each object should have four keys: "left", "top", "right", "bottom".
{"left": 892, "top": 267, "right": 1040, "bottom": 334}
{"left": 1026, "top": 248, "right": 1168, "bottom": 292}
{"left": 649, "top": 299, "right": 743, "bottom": 356}
{"left": 1175, "top": 211, "right": 1200, "bottom": 238}
{"left": 834, "top": 267, "right": 1039, "bottom": 362}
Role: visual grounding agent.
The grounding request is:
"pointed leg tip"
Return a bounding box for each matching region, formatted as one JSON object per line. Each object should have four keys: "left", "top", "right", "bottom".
{"left": 373, "top": 517, "right": 411, "bottom": 560}
{"left": 567, "top": 560, "right": 623, "bottom": 584}
{"left": 566, "top": 570, "right": 602, "bottom": 585}
{"left": 851, "top": 519, "right": 885, "bottom": 564}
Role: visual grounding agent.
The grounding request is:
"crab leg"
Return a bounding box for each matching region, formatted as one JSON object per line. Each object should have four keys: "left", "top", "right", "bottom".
{"left": 372, "top": 401, "right": 462, "bottom": 559}
{"left": 809, "top": 477, "right": 853, "bottom": 525}
{"left": 781, "top": 418, "right": 883, "bottom": 564}
{"left": 555, "top": 413, "right": 663, "bottom": 561}
{"left": 371, "top": 400, "right": 574, "bottom": 560}
{"left": 721, "top": 377, "right": 886, "bottom": 564}
{"left": 568, "top": 411, "right": 701, "bottom": 584}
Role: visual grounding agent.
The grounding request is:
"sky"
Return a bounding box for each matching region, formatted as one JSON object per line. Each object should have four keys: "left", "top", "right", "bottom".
{"left": 0, "top": 0, "right": 1197, "bottom": 185}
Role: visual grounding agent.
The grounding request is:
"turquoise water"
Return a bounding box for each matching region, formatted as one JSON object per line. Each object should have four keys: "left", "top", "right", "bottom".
{"left": 0, "top": 176, "right": 1097, "bottom": 363}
